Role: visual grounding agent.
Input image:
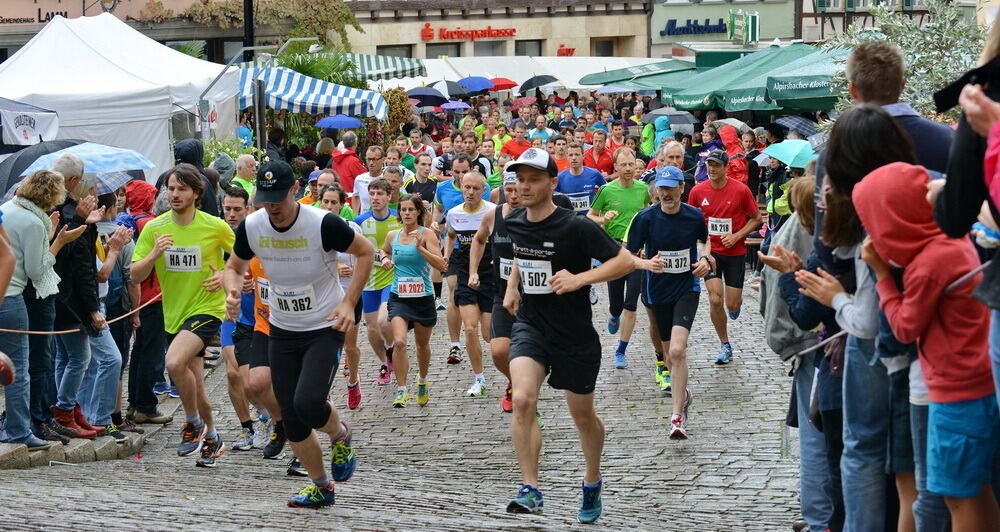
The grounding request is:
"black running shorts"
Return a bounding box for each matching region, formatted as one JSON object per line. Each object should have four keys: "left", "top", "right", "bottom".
{"left": 509, "top": 321, "right": 601, "bottom": 395}
{"left": 704, "top": 252, "right": 746, "bottom": 289}
{"left": 647, "top": 291, "right": 700, "bottom": 341}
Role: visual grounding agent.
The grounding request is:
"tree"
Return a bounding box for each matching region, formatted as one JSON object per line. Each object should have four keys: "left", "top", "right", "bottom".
{"left": 822, "top": 0, "right": 984, "bottom": 121}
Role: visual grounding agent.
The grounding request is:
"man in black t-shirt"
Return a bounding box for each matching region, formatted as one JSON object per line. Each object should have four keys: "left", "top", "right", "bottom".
{"left": 501, "top": 148, "right": 633, "bottom": 524}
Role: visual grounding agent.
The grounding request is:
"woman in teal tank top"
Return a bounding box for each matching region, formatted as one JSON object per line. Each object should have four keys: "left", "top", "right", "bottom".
{"left": 380, "top": 195, "right": 446, "bottom": 408}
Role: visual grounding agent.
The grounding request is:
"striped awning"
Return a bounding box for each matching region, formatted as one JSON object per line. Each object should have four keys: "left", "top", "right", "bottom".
{"left": 240, "top": 53, "right": 425, "bottom": 81}
{"left": 240, "top": 67, "right": 388, "bottom": 119}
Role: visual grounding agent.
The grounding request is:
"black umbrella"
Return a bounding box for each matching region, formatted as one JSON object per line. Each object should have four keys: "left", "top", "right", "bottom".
{"left": 433, "top": 80, "right": 471, "bottom": 99}
{"left": 519, "top": 75, "right": 558, "bottom": 95}
{"left": 0, "top": 139, "right": 86, "bottom": 199}
{"left": 406, "top": 87, "right": 448, "bottom": 108}
{"left": 642, "top": 107, "right": 698, "bottom": 125}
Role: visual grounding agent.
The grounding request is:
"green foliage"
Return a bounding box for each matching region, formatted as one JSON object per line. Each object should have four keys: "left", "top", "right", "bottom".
{"left": 181, "top": 0, "right": 363, "bottom": 48}
{"left": 139, "top": 0, "right": 173, "bottom": 23}
{"left": 822, "top": 0, "right": 984, "bottom": 121}
{"left": 201, "top": 137, "right": 264, "bottom": 168}
{"left": 275, "top": 48, "right": 367, "bottom": 91}
{"left": 174, "top": 40, "right": 206, "bottom": 59}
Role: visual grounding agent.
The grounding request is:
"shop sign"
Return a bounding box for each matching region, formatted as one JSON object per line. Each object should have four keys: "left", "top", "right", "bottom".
{"left": 420, "top": 23, "right": 517, "bottom": 42}
{"left": 557, "top": 44, "right": 576, "bottom": 57}
{"left": 659, "top": 18, "right": 727, "bottom": 37}
{"left": 0, "top": 9, "right": 68, "bottom": 25}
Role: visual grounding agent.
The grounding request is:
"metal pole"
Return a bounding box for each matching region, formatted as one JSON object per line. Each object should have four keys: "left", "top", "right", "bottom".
{"left": 254, "top": 78, "right": 266, "bottom": 154}
{"left": 243, "top": 0, "right": 255, "bottom": 63}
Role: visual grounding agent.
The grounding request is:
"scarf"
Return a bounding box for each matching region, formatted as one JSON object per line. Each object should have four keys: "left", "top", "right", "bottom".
{"left": 12, "top": 196, "right": 60, "bottom": 298}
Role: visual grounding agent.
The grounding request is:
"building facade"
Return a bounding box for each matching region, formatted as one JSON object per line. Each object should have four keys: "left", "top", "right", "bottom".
{"left": 344, "top": 0, "right": 650, "bottom": 59}
{"left": 649, "top": 0, "right": 798, "bottom": 57}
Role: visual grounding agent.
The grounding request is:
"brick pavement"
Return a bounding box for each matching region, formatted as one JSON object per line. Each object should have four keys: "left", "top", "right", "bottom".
{"left": 0, "top": 284, "right": 802, "bottom": 531}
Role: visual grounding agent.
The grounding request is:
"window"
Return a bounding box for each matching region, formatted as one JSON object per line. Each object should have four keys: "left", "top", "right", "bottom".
{"left": 473, "top": 40, "right": 503, "bottom": 57}
{"left": 426, "top": 42, "right": 461, "bottom": 58}
{"left": 594, "top": 39, "right": 615, "bottom": 57}
{"left": 376, "top": 44, "right": 413, "bottom": 58}
{"left": 514, "top": 39, "right": 542, "bottom": 57}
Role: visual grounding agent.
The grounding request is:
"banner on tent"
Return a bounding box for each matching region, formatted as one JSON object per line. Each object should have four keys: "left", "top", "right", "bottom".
{"left": 0, "top": 109, "right": 59, "bottom": 145}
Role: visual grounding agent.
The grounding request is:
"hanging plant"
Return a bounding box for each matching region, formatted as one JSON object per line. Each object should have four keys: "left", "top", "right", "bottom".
{"left": 180, "top": 0, "right": 362, "bottom": 48}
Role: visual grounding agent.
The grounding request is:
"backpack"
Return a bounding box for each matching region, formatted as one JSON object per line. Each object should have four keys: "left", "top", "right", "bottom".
{"left": 114, "top": 212, "right": 150, "bottom": 242}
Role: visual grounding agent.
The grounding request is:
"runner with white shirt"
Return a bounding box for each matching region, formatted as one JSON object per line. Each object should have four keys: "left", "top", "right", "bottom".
{"left": 224, "top": 161, "right": 374, "bottom": 508}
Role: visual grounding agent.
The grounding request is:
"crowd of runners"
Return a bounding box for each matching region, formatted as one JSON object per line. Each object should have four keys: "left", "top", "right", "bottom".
{"left": 6, "top": 36, "right": 1000, "bottom": 530}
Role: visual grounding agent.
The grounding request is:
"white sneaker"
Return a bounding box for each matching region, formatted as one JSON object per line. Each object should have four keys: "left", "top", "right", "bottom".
{"left": 589, "top": 285, "right": 599, "bottom": 306}
{"left": 668, "top": 414, "right": 688, "bottom": 440}
{"left": 467, "top": 379, "right": 487, "bottom": 397}
{"left": 253, "top": 420, "right": 273, "bottom": 449}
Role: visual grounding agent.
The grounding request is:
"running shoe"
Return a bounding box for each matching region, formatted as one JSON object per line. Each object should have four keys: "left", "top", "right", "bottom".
{"left": 342, "top": 360, "right": 350, "bottom": 377}
{"left": 589, "top": 286, "right": 599, "bottom": 306}
{"left": 436, "top": 298, "right": 446, "bottom": 311}
{"left": 0, "top": 350, "right": 14, "bottom": 386}
{"left": 286, "top": 457, "right": 308, "bottom": 477}
{"left": 417, "top": 381, "right": 429, "bottom": 406}
{"left": 376, "top": 365, "right": 391, "bottom": 385}
{"left": 728, "top": 308, "right": 741, "bottom": 321}
{"left": 168, "top": 386, "right": 180, "bottom": 399}
{"left": 119, "top": 418, "right": 144, "bottom": 434}
{"left": 578, "top": 481, "right": 603, "bottom": 524}
{"left": 607, "top": 316, "right": 620, "bottom": 334}
{"left": 263, "top": 425, "right": 287, "bottom": 459}
{"left": 232, "top": 428, "right": 254, "bottom": 451}
{"left": 668, "top": 413, "right": 688, "bottom": 440}
{"left": 535, "top": 410, "right": 544, "bottom": 429}
{"left": 329, "top": 423, "right": 356, "bottom": 482}
{"left": 204, "top": 347, "right": 221, "bottom": 361}
{"left": 501, "top": 382, "right": 513, "bottom": 413}
{"left": 506, "top": 485, "right": 544, "bottom": 514}
{"left": 152, "top": 383, "right": 170, "bottom": 396}
{"left": 661, "top": 368, "right": 672, "bottom": 394}
{"left": 196, "top": 436, "right": 226, "bottom": 467}
{"left": 614, "top": 351, "right": 628, "bottom": 369}
{"left": 654, "top": 362, "right": 666, "bottom": 387}
{"left": 683, "top": 389, "right": 693, "bottom": 419}
{"left": 393, "top": 389, "right": 409, "bottom": 408}
{"left": 447, "top": 345, "right": 462, "bottom": 364}
{"left": 287, "top": 482, "right": 335, "bottom": 508}
{"left": 467, "top": 378, "right": 486, "bottom": 397}
{"left": 253, "top": 420, "right": 272, "bottom": 449}
{"left": 105, "top": 423, "right": 127, "bottom": 443}
{"left": 715, "top": 343, "right": 733, "bottom": 365}
{"left": 177, "top": 421, "right": 206, "bottom": 457}
{"left": 347, "top": 382, "right": 362, "bottom": 410}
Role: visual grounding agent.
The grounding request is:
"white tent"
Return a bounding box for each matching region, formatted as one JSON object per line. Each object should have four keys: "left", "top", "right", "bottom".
{"left": 0, "top": 14, "right": 241, "bottom": 178}
{"left": 372, "top": 59, "right": 461, "bottom": 91}
{"left": 532, "top": 57, "right": 662, "bottom": 91}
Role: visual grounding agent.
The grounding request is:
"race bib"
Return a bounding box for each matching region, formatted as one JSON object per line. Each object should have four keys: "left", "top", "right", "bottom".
{"left": 164, "top": 246, "right": 202, "bottom": 272}
{"left": 397, "top": 276, "right": 425, "bottom": 298}
{"left": 518, "top": 258, "right": 553, "bottom": 295}
{"left": 256, "top": 278, "right": 270, "bottom": 306}
{"left": 570, "top": 194, "right": 591, "bottom": 212}
{"left": 659, "top": 249, "right": 691, "bottom": 274}
{"left": 708, "top": 217, "right": 732, "bottom": 236}
{"left": 499, "top": 257, "right": 513, "bottom": 281}
{"left": 270, "top": 285, "right": 316, "bottom": 316}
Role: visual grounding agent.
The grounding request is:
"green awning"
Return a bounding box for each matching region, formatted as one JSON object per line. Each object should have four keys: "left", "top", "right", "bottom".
{"left": 239, "top": 53, "right": 426, "bottom": 81}
{"left": 765, "top": 48, "right": 849, "bottom": 105}
{"left": 616, "top": 68, "right": 700, "bottom": 91}
{"left": 579, "top": 59, "right": 696, "bottom": 86}
{"left": 664, "top": 43, "right": 819, "bottom": 111}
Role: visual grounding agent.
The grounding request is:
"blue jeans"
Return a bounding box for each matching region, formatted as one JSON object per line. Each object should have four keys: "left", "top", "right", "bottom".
{"left": 990, "top": 309, "right": 1000, "bottom": 408}
{"left": 80, "top": 303, "right": 122, "bottom": 425}
{"left": 0, "top": 295, "right": 32, "bottom": 442}
{"left": 128, "top": 301, "right": 165, "bottom": 414}
{"left": 842, "top": 336, "right": 889, "bottom": 532}
{"left": 25, "top": 295, "right": 55, "bottom": 426}
{"left": 910, "top": 403, "right": 951, "bottom": 531}
{"left": 53, "top": 330, "right": 92, "bottom": 411}
{"left": 796, "top": 351, "right": 834, "bottom": 531}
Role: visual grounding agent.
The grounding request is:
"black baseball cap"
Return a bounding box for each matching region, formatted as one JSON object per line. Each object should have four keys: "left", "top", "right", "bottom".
{"left": 506, "top": 148, "right": 559, "bottom": 177}
{"left": 254, "top": 160, "right": 295, "bottom": 205}
{"left": 706, "top": 149, "right": 729, "bottom": 165}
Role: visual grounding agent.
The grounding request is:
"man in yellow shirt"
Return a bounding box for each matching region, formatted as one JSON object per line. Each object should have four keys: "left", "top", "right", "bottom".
{"left": 132, "top": 163, "right": 235, "bottom": 467}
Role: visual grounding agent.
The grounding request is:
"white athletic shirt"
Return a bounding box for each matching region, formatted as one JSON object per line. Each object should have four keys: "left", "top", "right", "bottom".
{"left": 237, "top": 205, "right": 353, "bottom": 332}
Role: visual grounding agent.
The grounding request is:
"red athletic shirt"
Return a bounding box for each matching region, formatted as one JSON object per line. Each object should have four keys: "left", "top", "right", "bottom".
{"left": 583, "top": 147, "right": 614, "bottom": 175}
{"left": 687, "top": 178, "right": 758, "bottom": 257}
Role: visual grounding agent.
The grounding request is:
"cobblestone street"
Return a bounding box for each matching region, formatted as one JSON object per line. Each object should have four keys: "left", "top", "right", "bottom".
{"left": 1, "top": 285, "right": 801, "bottom": 531}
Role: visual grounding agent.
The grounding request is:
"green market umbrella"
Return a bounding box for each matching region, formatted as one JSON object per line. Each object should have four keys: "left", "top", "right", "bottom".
{"left": 580, "top": 59, "right": 695, "bottom": 86}
{"left": 616, "top": 68, "right": 699, "bottom": 92}
{"left": 665, "top": 43, "right": 819, "bottom": 111}
{"left": 762, "top": 139, "right": 817, "bottom": 169}
{"left": 765, "top": 48, "right": 850, "bottom": 111}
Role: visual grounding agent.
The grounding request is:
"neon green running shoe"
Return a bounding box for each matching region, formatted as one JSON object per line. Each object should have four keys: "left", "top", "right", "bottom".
{"left": 417, "top": 381, "right": 429, "bottom": 406}
{"left": 661, "top": 368, "right": 672, "bottom": 394}
{"left": 392, "top": 389, "right": 409, "bottom": 408}
{"left": 535, "top": 410, "right": 544, "bottom": 429}
{"left": 654, "top": 362, "right": 666, "bottom": 387}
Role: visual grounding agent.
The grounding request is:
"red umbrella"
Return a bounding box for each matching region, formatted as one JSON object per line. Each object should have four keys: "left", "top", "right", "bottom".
{"left": 489, "top": 77, "right": 518, "bottom": 91}
{"left": 510, "top": 96, "right": 537, "bottom": 110}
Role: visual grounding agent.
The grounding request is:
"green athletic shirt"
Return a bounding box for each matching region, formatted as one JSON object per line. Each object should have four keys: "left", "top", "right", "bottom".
{"left": 354, "top": 209, "right": 402, "bottom": 290}
{"left": 487, "top": 171, "right": 503, "bottom": 190}
{"left": 590, "top": 178, "right": 651, "bottom": 241}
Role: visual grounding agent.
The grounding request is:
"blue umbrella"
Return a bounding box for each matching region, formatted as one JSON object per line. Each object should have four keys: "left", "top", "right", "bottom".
{"left": 441, "top": 101, "right": 471, "bottom": 110}
{"left": 95, "top": 171, "right": 134, "bottom": 195}
{"left": 19, "top": 142, "right": 154, "bottom": 177}
{"left": 458, "top": 76, "right": 494, "bottom": 92}
{"left": 762, "top": 139, "right": 817, "bottom": 169}
{"left": 315, "top": 115, "right": 362, "bottom": 129}
{"left": 406, "top": 87, "right": 448, "bottom": 107}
